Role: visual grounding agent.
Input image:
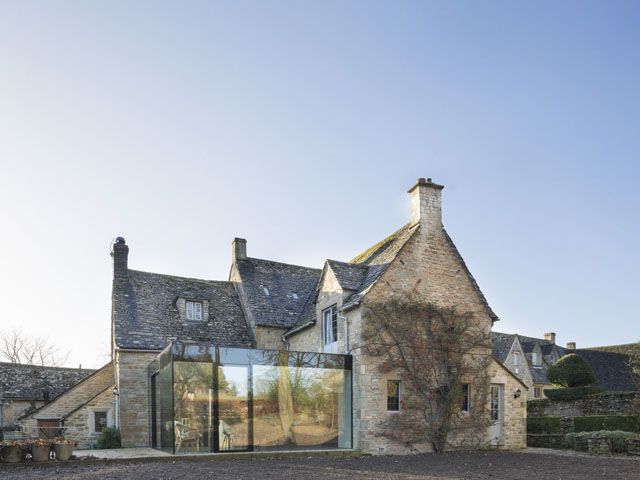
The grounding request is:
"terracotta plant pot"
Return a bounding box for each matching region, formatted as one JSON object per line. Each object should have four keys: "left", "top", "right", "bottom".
{"left": 1, "top": 445, "right": 23, "bottom": 463}
{"left": 31, "top": 445, "right": 51, "bottom": 462}
{"left": 54, "top": 443, "right": 74, "bottom": 461}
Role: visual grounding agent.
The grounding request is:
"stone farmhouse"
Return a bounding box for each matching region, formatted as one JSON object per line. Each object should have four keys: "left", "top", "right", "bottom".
{"left": 21, "top": 179, "right": 527, "bottom": 453}
{"left": 0, "top": 363, "right": 92, "bottom": 431}
{"left": 492, "top": 332, "right": 640, "bottom": 400}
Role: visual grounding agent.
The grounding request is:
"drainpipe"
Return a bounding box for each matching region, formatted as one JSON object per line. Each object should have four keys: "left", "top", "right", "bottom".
{"left": 281, "top": 334, "right": 290, "bottom": 351}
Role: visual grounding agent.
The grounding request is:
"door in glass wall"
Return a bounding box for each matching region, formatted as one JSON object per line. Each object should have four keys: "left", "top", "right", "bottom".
{"left": 173, "top": 361, "right": 214, "bottom": 454}
{"left": 218, "top": 365, "right": 251, "bottom": 451}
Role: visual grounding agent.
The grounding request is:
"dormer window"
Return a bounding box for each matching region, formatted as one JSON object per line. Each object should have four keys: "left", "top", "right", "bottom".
{"left": 513, "top": 351, "right": 520, "bottom": 374}
{"left": 532, "top": 352, "right": 541, "bottom": 366}
{"left": 186, "top": 300, "right": 203, "bottom": 321}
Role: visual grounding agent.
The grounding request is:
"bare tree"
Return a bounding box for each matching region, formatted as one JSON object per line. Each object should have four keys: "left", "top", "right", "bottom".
{"left": 361, "top": 290, "right": 492, "bottom": 453}
{"left": 0, "top": 328, "right": 70, "bottom": 367}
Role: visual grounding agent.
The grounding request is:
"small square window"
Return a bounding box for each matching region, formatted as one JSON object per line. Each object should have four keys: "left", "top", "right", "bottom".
{"left": 461, "top": 383, "right": 471, "bottom": 412}
{"left": 186, "top": 300, "right": 203, "bottom": 321}
{"left": 94, "top": 411, "right": 108, "bottom": 433}
{"left": 387, "top": 380, "right": 401, "bottom": 412}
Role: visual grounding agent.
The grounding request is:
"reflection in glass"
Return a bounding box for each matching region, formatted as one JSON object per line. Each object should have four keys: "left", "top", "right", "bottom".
{"left": 173, "top": 361, "right": 213, "bottom": 454}
{"left": 218, "top": 365, "right": 250, "bottom": 451}
{"left": 154, "top": 342, "right": 352, "bottom": 454}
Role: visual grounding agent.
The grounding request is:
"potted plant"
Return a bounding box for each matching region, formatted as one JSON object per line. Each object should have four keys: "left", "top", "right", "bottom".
{"left": 0, "top": 440, "right": 23, "bottom": 463}
{"left": 53, "top": 437, "right": 76, "bottom": 461}
{"left": 27, "top": 438, "right": 52, "bottom": 462}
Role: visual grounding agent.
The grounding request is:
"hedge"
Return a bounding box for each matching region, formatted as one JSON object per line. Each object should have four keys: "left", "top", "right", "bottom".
{"left": 547, "top": 354, "right": 596, "bottom": 387}
{"left": 527, "top": 417, "right": 562, "bottom": 434}
{"left": 96, "top": 428, "right": 121, "bottom": 449}
{"left": 543, "top": 386, "right": 603, "bottom": 401}
{"left": 574, "top": 415, "right": 639, "bottom": 433}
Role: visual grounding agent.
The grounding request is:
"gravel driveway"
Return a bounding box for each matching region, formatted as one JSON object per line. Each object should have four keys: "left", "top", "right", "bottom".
{"left": 1, "top": 450, "right": 639, "bottom": 479}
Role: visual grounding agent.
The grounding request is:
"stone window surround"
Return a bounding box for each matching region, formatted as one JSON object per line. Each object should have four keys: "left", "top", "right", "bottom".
{"left": 175, "top": 297, "right": 210, "bottom": 324}
{"left": 90, "top": 407, "right": 113, "bottom": 435}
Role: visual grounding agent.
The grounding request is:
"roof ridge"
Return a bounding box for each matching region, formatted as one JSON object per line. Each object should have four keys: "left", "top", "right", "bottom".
{"left": 240, "top": 257, "right": 321, "bottom": 272}
{"left": 0, "top": 362, "right": 96, "bottom": 372}
{"left": 128, "top": 269, "right": 235, "bottom": 285}
{"left": 350, "top": 223, "right": 413, "bottom": 264}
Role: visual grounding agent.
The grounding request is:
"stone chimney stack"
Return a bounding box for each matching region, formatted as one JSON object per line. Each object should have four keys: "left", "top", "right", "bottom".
{"left": 566, "top": 342, "right": 576, "bottom": 350}
{"left": 408, "top": 178, "right": 444, "bottom": 231}
{"left": 111, "top": 237, "right": 129, "bottom": 278}
{"left": 544, "top": 332, "right": 556, "bottom": 344}
{"left": 232, "top": 238, "right": 247, "bottom": 262}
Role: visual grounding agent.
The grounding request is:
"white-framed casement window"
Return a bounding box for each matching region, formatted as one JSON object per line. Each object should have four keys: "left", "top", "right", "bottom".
{"left": 387, "top": 380, "right": 401, "bottom": 412}
{"left": 461, "top": 383, "right": 471, "bottom": 413}
{"left": 322, "top": 305, "right": 338, "bottom": 353}
{"left": 532, "top": 352, "right": 540, "bottom": 366}
{"left": 90, "top": 409, "right": 112, "bottom": 434}
{"left": 513, "top": 351, "right": 520, "bottom": 374}
{"left": 186, "top": 300, "right": 203, "bottom": 321}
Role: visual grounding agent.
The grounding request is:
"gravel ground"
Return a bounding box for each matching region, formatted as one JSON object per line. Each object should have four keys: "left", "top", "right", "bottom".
{"left": 1, "top": 451, "right": 639, "bottom": 480}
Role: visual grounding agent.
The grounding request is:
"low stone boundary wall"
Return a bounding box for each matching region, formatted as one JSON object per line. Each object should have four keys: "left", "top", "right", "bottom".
{"left": 528, "top": 392, "right": 640, "bottom": 418}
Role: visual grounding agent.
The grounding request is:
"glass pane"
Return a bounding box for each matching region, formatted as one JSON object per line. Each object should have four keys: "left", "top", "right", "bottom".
{"left": 173, "top": 361, "right": 214, "bottom": 454}
{"left": 159, "top": 359, "right": 174, "bottom": 453}
{"left": 253, "top": 363, "right": 347, "bottom": 450}
{"left": 218, "top": 365, "right": 250, "bottom": 451}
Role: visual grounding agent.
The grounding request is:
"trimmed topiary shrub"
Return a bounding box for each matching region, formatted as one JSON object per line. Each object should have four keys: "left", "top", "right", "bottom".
{"left": 574, "top": 416, "right": 639, "bottom": 433}
{"left": 96, "top": 428, "right": 121, "bottom": 449}
{"left": 544, "top": 385, "right": 603, "bottom": 401}
{"left": 527, "top": 417, "right": 562, "bottom": 434}
{"left": 547, "top": 354, "right": 596, "bottom": 388}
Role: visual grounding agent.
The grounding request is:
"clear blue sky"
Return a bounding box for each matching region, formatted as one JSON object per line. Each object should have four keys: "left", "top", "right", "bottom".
{"left": 1, "top": 1, "right": 638, "bottom": 368}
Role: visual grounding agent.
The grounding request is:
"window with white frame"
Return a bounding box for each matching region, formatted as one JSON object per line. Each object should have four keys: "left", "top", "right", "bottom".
{"left": 186, "top": 300, "right": 203, "bottom": 321}
{"left": 532, "top": 352, "right": 540, "bottom": 366}
{"left": 513, "top": 351, "right": 520, "bottom": 374}
{"left": 322, "top": 305, "right": 338, "bottom": 349}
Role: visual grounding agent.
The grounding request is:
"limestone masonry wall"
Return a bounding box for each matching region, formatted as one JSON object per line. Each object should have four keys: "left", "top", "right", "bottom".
{"left": 116, "top": 350, "right": 158, "bottom": 447}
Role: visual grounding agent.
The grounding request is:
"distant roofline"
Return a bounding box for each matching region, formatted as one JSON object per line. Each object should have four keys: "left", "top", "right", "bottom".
{"left": 237, "top": 256, "right": 322, "bottom": 272}
{"left": 127, "top": 268, "right": 235, "bottom": 285}
{"left": 0, "top": 362, "right": 96, "bottom": 373}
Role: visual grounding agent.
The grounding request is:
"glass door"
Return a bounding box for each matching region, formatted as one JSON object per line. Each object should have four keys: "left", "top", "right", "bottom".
{"left": 217, "top": 364, "right": 252, "bottom": 452}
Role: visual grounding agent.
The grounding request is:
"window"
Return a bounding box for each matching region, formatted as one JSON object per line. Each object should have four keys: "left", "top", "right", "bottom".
{"left": 532, "top": 352, "right": 540, "bottom": 366}
{"left": 534, "top": 386, "right": 542, "bottom": 399}
{"left": 461, "top": 384, "right": 471, "bottom": 412}
{"left": 186, "top": 300, "right": 203, "bottom": 321}
{"left": 93, "top": 411, "right": 108, "bottom": 433}
{"left": 322, "top": 305, "right": 338, "bottom": 346}
{"left": 387, "top": 380, "right": 401, "bottom": 412}
{"left": 513, "top": 352, "right": 519, "bottom": 374}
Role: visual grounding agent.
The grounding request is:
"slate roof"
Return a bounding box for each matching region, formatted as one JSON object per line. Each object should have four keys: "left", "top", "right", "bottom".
{"left": 112, "top": 270, "right": 253, "bottom": 350}
{"left": 0, "top": 363, "right": 94, "bottom": 401}
{"left": 233, "top": 258, "right": 321, "bottom": 329}
{"left": 340, "top": 223, "right": 419, "bottom": 311}
{"left": 575, "top": 348, "right": 640, "bottom": 392}
{"left": 326, "top": 260, "right": 368, "bottom": 292}
{"left": 491, "top": 332, "right": 516, "bottom": 363}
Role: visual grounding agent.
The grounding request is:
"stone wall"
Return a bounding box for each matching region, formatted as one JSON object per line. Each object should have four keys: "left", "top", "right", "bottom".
{"left": 116, "top": 350, "right": 158, "bottom": 447}
{"left": 489, "top": 359, "right": 527, "bottom": 449}
{"left": 528, "top": 392, "right": 640, "bottom": 418}
{"left": 62, "top": 387, "right": 115, "bottom": 448}
{"left": 255, "top": 326, "right": 287, "bottom": 350}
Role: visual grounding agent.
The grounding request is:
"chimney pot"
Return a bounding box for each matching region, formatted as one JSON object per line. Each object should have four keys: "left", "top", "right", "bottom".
{"left": 566, "top": 342, "right": 576, "bottom": 350}
{"left": 407, "top": 177, "right": 444, "bottom": 228}
{"left": 543, "top": 332, "right": 556, "bottom": 344}
{"left": 111, "top": 237, "right": 129, "bottom": 278}
{"left": 232, "top": 238, "right": 247, "bottom": 262}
